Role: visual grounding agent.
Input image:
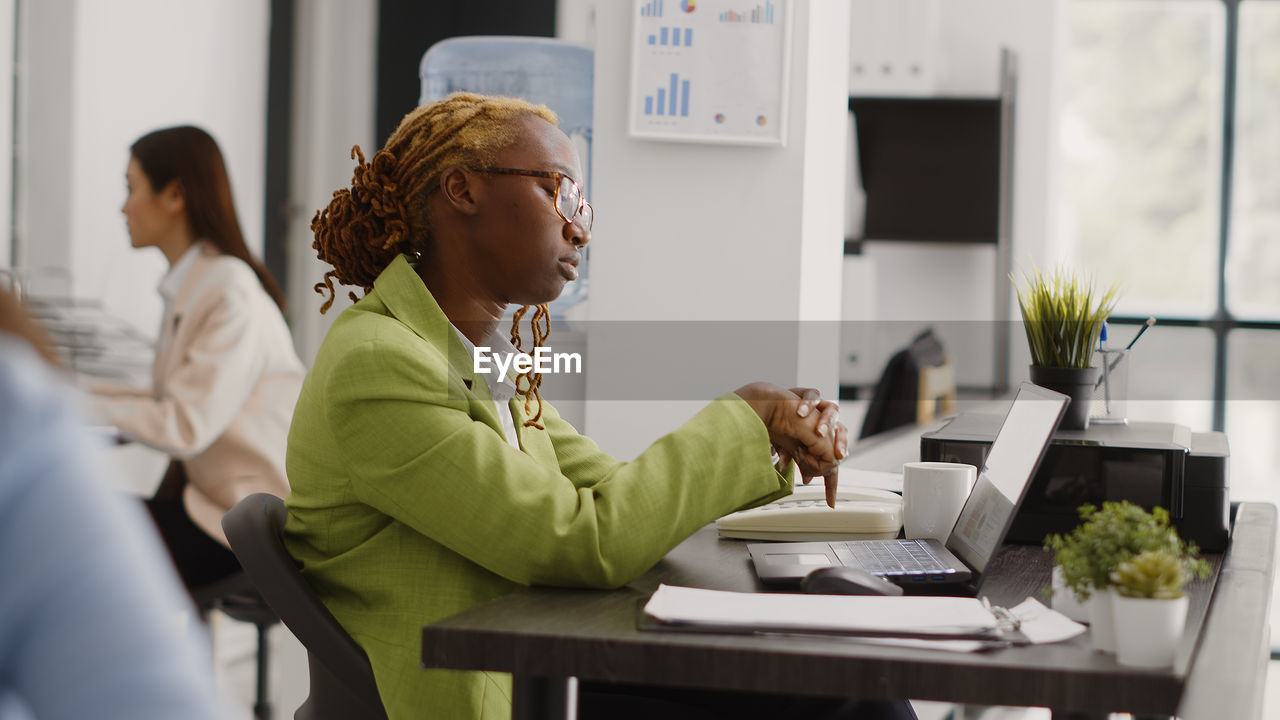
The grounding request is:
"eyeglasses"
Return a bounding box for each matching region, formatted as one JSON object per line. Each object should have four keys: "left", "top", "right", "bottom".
{"left": 470, "top": 167, "right": 593, "bottom": 231}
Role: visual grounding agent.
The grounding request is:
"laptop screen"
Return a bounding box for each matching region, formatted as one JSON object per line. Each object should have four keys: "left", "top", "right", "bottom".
{"left": 945, "top": 383, "right": 1068, "bottom": 573}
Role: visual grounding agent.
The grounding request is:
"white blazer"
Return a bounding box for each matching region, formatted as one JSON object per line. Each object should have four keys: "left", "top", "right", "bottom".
{"left": 93, "top": 242, "right": 304, "bottom": 544}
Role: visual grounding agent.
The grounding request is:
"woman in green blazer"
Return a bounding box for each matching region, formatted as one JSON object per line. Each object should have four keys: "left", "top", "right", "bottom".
{"left": 287, "top": 93, "right": 911, "bottom": 720}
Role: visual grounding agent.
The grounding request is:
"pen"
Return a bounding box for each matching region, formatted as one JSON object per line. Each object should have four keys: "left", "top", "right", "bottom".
{"left": 1123, "top": 316, "right": 1157, "bottom": 351}
{"left": 1095, "top": 317, "right": 1156, "bottom": 389}
{"left": 1099, "top": 322, "right": 1112, "bottom": 412}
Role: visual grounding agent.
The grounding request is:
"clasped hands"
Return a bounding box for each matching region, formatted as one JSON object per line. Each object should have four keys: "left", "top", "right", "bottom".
{"left": 733, "top": 382, "right": 848, "bottom": 508}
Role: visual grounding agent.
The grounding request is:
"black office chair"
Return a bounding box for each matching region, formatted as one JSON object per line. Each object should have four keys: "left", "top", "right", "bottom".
{"left": 222, "top": 493, "right": 388, "bottom": 720}
{"left": 859, "top": 328, "right": 954, "bottom": 439}
{"left": 192, "top": 573, "right": 279, "bottom": 720}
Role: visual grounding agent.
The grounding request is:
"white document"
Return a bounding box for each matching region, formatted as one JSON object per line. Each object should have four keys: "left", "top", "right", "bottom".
{"left": 1008, "top": 597, "right": 1087, "bottom": 644}
{"left": 644, "top": 584, "right": 1000, "bottom": 638}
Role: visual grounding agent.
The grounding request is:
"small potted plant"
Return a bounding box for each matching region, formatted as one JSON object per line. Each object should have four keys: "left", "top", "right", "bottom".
{"left": 1044, "top": 501, "right": 1197, "bottom": 652}
{"left": 1110, "top": 547, "right": 1209, "bottom": 668}
{"left": 1012, "top": 266, "right": 1119, "bottom": 429}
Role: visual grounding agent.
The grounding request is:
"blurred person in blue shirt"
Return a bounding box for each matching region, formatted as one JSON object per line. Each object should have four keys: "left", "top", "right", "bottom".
{"left": 0, "top": 288, "right": 221, "bottom": 719}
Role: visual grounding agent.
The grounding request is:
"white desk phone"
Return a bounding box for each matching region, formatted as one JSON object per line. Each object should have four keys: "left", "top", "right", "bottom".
{"left": 716, "top": 485, "right": 903, "bottom": 541}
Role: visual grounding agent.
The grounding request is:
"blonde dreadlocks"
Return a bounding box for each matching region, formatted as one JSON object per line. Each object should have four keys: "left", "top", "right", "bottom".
{"left": 310, "top": 92, "right": 560, "bottom": 428}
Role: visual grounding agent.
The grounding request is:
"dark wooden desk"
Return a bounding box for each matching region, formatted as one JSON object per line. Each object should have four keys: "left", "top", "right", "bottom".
{"left": 422, "top": 502, "right": 1275, "bottom": 720}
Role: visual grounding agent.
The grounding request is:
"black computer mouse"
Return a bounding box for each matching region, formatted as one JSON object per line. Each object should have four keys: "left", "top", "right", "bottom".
{"left": 801, "top": 566, "right": 904, "bottom": 596}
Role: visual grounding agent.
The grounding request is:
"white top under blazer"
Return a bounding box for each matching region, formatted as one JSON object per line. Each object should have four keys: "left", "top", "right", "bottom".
{"left": 93, "top": 241, "right": 304, "bottom": 545}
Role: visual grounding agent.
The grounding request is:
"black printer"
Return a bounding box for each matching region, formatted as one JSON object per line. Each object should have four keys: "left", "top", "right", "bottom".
{"left": 920, "top": 415, "right": 1230, "bottom": 551}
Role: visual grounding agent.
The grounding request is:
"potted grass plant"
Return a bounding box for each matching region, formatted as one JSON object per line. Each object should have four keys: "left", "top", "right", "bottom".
{"left": 1012, "top": 266, "right": 1119, "bottom": 429}
{"left": 1044, "top": 501, "right": 1201, "bottom": 653}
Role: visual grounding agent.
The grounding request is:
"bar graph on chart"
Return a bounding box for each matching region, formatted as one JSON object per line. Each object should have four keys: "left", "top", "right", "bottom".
{"left": 639, "top": 0, "right": 664, "bottom": 17}
{"left": 642, "top": 73, "right": 691, "bottom": 117}
{"left": 647, "top": 27, "right": 694, "bottom": 47}
{"left": 630, "top": 0, "right": 789, "bottom": 144}
{"left": 642, "top": 0, "right": 700, "bottom": 16}
{"left": 718, "top": 1, "right": 775, "bottom": 23}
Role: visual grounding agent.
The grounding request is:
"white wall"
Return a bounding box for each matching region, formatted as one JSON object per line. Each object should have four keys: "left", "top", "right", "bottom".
{"left": 583, "top": 0, "right": 850, "bottom": 459}
{"left": 14, "top": 0, "right": 270, "bottom": 339}
{"left": 935, "top": 0, "right": 1063, "bottom": 275}
{"left": 556, "top": 0, "right": 597, "bottom": 46}
{"left": 7, "top": 0, "right": 378, "bottom": 361}
{"left": 563, "top": 0, "right": 1063, "bottom": 450}
{"left": 76, "top": 0, "right": 269, "bottom": 336}
{"left": 0, "top": 0, "right": 14, "bottom": 269}
{"left": 14, "top": 0, "right": 74, "bottom": 280}
{"left": 10, "top": 0, "right": 375, "bottom": 362}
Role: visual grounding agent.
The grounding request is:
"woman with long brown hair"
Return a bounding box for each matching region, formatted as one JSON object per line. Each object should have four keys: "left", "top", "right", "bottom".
{"left": 90, "top": 125, "right": 304, "bottom": 591}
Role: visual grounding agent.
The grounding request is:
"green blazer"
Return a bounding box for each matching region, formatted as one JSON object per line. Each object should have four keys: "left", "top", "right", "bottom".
{"left": 284, "top": 255, "right": 792, "bottom": 719}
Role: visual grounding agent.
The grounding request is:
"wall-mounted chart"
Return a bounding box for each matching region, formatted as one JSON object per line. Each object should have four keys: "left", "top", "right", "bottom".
{"left": 629, "top": 0, "right": 791, "bottom": 145}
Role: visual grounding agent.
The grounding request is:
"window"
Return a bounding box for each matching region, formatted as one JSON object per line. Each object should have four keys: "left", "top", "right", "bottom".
{"left": 1060, "top": 0, "right": 1280, "bottom": 434}
{"left": 1127, "top": 325, "right": 1214, "bottom": 430}
{"left": 1227, "top": 330, "right": 1280, "bottom": 500}
{"left": 1227, "top": 1, "right": 1280, "bottom": 318}
{"left": 1059, "top": 0, "right": 1223, "bottom": 317}
{"left": 1060, "top": 0, "right": 1280, "bottom": 654}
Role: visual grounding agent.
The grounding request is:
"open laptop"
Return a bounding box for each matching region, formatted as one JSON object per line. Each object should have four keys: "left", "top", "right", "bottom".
{"left": 748, "top": 382, "right": 1069, "bottom": 595}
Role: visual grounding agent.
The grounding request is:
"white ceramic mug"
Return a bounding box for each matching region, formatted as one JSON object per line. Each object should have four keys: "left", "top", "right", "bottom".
{"left": 902, "top": 461, "right": 977, "bottom": 541}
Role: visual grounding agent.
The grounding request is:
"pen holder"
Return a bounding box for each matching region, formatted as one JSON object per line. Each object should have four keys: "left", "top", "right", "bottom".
{"left": 1091, "top": 348, "right": 1129, "bottom": 424}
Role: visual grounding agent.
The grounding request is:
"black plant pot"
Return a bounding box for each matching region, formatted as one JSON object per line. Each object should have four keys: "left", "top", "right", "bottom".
{"left": 1029, "top": 365, "right": 1102, "bottom": 430}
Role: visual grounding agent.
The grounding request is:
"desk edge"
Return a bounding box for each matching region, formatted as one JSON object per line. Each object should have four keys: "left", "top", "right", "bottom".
{"left": 1179, "top": 501, "right": 1277, "bottom": 720}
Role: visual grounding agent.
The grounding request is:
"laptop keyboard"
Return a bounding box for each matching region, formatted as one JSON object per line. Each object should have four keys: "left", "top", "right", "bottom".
{"left": 836, "top": 539, "right": 951, "bottom": 575}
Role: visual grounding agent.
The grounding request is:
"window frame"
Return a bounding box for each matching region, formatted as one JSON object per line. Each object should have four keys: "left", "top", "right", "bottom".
{"left": 1089, "top": 0, "right": 1280, "bottom": 432}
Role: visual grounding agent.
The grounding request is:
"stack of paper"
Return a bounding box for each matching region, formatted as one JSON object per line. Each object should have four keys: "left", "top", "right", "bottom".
{"left": 644, "top": 584, "right": 1001, "bottom": 639}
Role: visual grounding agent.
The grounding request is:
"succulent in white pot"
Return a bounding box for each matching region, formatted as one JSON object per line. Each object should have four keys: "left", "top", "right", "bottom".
{"left": 1109, "top": 548, "right": 1210, "bottom": 668}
